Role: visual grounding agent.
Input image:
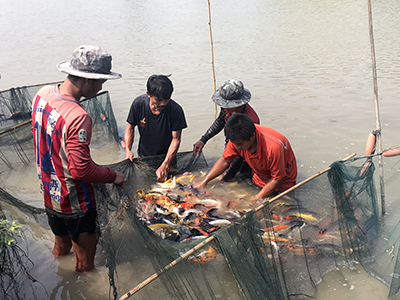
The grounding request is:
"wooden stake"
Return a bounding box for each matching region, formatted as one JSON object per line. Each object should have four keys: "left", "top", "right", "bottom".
{"left": 207, "top": 0, "right": 218, "bottom": 115}
{"left": 367, "top": 0, "right": 385, "bottom": 215}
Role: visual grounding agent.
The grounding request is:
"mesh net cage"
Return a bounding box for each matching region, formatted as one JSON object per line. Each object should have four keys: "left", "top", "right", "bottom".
{"left": 95, "top": 155, "right": 381, "bottom": 300}
{"left": 0, "top": 85, "right": 120, "bottom": 206}
{"left": 3, "top": 84, "right": 400, "bottom": 300}
{"left": 0, "top": 82, "right": 63, "bottom": 132}
{"left": 92, "top": 155, "right": 400, "bottom": 300}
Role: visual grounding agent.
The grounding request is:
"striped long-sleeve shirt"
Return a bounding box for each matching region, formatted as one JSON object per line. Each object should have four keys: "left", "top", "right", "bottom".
{"left": 32, "top": 85, "right": 116, "bottom": 215}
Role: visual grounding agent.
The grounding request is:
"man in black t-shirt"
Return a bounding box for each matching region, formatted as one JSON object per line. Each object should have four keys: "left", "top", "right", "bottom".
{"left": 123, "top": 75, "right": 187, "bottom": 182}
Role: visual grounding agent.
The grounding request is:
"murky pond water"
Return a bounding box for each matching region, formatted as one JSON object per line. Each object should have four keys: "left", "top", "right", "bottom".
{"left": 1, "top": 0, "right": 400, "bottom": 299}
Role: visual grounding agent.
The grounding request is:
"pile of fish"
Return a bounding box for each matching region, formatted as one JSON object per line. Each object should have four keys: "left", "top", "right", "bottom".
{"left": 260, "top": 196, "right": 343, "bottom": 257}
{"left": 136, "top": 173, "right": 352, "bottom": 260}
{"left": 136, "top": 172, "right": 246, "bottom": 243}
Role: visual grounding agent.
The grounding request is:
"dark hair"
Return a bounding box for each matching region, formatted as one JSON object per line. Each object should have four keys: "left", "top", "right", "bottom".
{"left": 146, "top": 75, "right": 174, "bottom": 100}
{"left": 224, "top": 113, "right": 256, "bottom": 141}
{"left": 68, "top": 74, "right": 85, "bottom": 84}
{"left": 68, "top": 74, "right": 99, "bottom": 85}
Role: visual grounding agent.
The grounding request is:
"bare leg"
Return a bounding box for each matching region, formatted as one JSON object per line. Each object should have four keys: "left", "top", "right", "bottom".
{"left": 72, "top": 232, "right": 98, "bottom": 272}
{"left": 53, "top": 235, "right": 72, "bottom": 256}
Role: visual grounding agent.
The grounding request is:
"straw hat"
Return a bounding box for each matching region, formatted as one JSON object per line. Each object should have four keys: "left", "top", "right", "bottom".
{"left": 57, "top": 45, "right": 121, "bottom": 80}
{"left": 211, "top": 79, "right": 251, "bottom": 108}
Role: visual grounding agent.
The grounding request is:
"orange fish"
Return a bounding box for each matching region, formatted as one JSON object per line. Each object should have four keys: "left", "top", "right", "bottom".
{"left": 191, "top": 246, "right": 218, "bottom": 263}
{"left": 282, "top": 215, "right": 299, "bottom": 221}
{"left": 262, "top": 219, "right": 304, "bottom": 233}
{"left": 262, "top": 224, "right": 291, "bottom": 232}
{"left": 285, "top": 244, "right": 318, "bottom": 255}
{"left": 179, "top": 202, "right": 195, "bottom": 210}
{"left": 271, "top": 213, "right": 281, "bottom": 221}
{"left": 190, "top": 226, "right": 209, "bottom": 237}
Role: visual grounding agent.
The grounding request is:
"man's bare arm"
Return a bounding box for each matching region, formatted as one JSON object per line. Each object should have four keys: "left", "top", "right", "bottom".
{"left": 193, "top": 156, "right": 233, "bottom": 188}
{"left": 156, "top": 130, "right": 182, "bottom": 182}
{"left": 124, "top": 123, "right": 135, "bottom": 161}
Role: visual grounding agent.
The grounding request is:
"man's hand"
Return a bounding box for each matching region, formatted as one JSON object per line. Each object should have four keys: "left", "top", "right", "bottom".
{"left": 249, "top": 194, "right": 260, "bottom": 202}
{"left": 125, "top": 149, "right": 135, "bottom": 162}
{"left": 113, "top": 171, "right": 125, "bottom": 188}
{"left": 124, "top": 123, "right": 135, "bottom": 162}
{"left": 193, "top": 179, "right": 207, "bottom": 189}
{"left": 156, "top": 164, "right": 169, "bottom": 182}
{"left": 193, "top": 141, "right": 205, "bottom": 155}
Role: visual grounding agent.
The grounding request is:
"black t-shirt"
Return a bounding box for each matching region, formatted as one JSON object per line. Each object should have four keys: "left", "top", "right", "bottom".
{"left": 126, "top": 94, "right": 187, "bottom": 157}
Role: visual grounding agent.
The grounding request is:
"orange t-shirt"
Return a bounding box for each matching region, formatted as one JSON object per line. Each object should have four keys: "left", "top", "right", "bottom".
{"left": 223, "top": 125, "right": 297, "bottom": 192}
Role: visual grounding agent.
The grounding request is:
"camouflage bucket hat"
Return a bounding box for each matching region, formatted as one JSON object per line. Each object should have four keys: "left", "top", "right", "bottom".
{"left": 57, "top": 45, "right": 122, "bottom": 80}
{"left": 211, "top": 79, "right": 251, "bottom": 108}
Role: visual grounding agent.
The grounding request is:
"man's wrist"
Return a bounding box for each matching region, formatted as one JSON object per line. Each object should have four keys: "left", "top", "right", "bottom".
{"left": 160, "top": 162, "right": 169, "bottom": 170}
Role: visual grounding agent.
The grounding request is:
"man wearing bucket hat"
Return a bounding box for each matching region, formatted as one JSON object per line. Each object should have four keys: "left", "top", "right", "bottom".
{"left": 193, "top": 79, "right": 260, "bottom": 181}
{"left": 31, "top": 45, "right": 125, "bottom": 272}
{"left": 194, "top": 113, "right": 297, "bottom": 201}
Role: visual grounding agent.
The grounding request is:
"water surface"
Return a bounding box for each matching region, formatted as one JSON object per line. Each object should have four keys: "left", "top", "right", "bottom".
{"left": 1, "top": 0, "right": 400, "bottom": 299}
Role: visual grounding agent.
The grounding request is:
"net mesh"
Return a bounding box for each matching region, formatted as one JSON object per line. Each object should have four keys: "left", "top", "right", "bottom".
{"left": 2, "top": 84, "right": 400, "bottom": 300}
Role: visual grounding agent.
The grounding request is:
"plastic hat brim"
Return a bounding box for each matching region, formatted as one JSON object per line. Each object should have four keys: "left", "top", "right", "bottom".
{"left": 211, "top": 88, "right": 251, "bottom": 108}
{"left": 57, "top": 62, "right": 122, "bottom": 80}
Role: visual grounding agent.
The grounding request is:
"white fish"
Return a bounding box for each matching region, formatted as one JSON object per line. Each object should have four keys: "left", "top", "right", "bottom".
{"left": 163, "top": 219, "right": 177, "bottom": 226}
{"left": 200, "top": 199, "right": 219, "bottom": 207}
{"left": 209, "top": 219, "right": 231, "bottom": 227}
{"left": 156, "top": 177, "right": 177, "bottom": 191}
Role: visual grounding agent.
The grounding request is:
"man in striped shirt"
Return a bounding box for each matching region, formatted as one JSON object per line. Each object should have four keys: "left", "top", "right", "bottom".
{"left": 32, "top": 46, "right": 124, "bottom": 272}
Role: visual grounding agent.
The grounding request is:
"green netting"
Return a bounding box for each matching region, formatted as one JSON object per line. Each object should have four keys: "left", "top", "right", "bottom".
{"left": 90, "top": 154, "right": 385, "bottom": 300}
{"left": 3, "top": 84, "right": 400, "bottom": 300}
{"left": 0, "top": 206, "right": 39, "bottom": 300}
{"left": 0, "top": 82, "right": 62, "bottom": 132}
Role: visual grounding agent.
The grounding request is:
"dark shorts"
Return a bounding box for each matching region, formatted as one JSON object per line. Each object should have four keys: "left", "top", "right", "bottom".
{"left": 46, "top": 208, "right": 99, "bottom": 243}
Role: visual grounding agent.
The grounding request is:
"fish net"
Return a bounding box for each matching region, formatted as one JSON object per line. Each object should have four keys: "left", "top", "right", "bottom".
{"left": 95, "top": 155, "right": 381, "bottom": 300}
{"left": 2, "top": 84, "right": 400, "bottom": 300}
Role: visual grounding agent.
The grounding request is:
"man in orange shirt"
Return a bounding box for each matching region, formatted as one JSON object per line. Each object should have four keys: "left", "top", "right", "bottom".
{"left": 194, "top": 114, "right": 297, "bottom": 201}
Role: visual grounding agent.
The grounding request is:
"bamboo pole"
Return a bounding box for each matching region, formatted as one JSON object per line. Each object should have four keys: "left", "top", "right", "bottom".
{"left": 0, "top": 89, "right": 108, "bottom": 137}
{"left": 254, "top": 153, "right": 356, "bottom": 213}
{"left": 0, "top": 81, "right": 62, "bottom": 93}
{"left": 0, "top": 119, "right": 31, "bottom": 137}
{"left": 367, "top": 0, "right": 385, "bottom": 215}
{"left": 0, "top": 81, "right": 63, "bottom": 137}
{"left": 118, "top": 153, "right": 356, "bottom": 300}
{"left": 118, "top": 235, "right": 216, "bottom": 300}
{"left": 207, "top": 0, "right": 218, "bottom": 115}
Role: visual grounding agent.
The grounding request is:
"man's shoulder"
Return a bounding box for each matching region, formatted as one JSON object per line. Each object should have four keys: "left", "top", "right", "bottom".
{"left": 35, "top": 85, "right": 55, "bottom": 100}
{"left": 245, "top": 103, "right": 259, "bottom": 115}
{"left": 256, "top": 124, "right": 279, "bottom": 134}
{"left": 133, "top": 94, "right": 148, "bottom": 103}
{"left": 133, "top": 94, "right": 149, "bottom": 101}
{"left": 257, "top": 125, "right": 286, "bottom": 143}
{"left": 129, "top": 94, "right": 148, "bottom": 111}
{"left": 168, "top": 99, "right": 184, "bottom": 111}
